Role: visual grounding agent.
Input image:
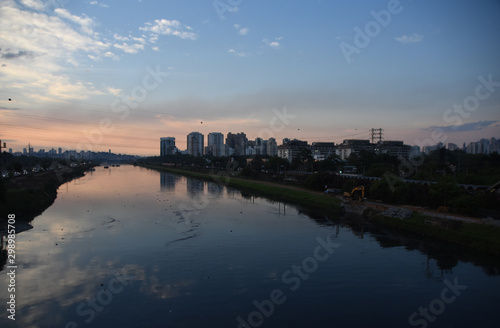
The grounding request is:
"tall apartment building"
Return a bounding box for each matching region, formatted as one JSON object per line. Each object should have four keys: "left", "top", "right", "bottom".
{"left": 267, "top": 138, "right": 278, "bottom": 157}
{"left": 278, "top": 139, "right": 309, "bottom": 162}
{"left": 187, "top": 132, "right": 204, "bottom": 156}
{"left": 207, "top": 132, "right": 225, "bottom": 157}
{"left": 160, "top": 137, "right": 176, "bottom": 156}
{"left": 311, "top": 142, "right": 336, "bottom": 159}
{"left": 336, "top": 139, "right": 373, "bottom": 160}
{"left": 226, "top": 132, "right": 247, "bottom": 156}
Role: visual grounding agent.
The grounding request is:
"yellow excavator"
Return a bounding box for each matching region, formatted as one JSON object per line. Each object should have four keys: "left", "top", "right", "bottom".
{"left": 343, "top": 186, "right": 365, "bottom": 202}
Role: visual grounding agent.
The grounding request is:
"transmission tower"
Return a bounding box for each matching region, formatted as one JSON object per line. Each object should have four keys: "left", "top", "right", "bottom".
{"left": 371, "top": 128, "right": 383, "bottom": 144}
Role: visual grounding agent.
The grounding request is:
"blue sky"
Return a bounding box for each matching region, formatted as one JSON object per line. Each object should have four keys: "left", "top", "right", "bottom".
{"left": 0, "top": 0, "right": 499, "bottom": 155}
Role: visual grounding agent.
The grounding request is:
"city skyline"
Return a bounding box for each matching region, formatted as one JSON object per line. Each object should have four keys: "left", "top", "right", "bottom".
{"left": 4, "top": 132, "right": 500, "bottom": 157}
{"left": 0, "top": 0, "right": 499, "bottom": 156}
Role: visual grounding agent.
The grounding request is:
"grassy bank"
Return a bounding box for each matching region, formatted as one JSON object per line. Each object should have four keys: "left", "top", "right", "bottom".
{"left": 143, "top": 165, "right": 344, "bottom": 215}
{"left": 364, "top": 209, "right": 500, "bottom": 255}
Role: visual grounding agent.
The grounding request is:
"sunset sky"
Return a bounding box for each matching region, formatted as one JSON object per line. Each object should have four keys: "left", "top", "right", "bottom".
{"left": 1, "top": 0, "right": 499, "bottom": 156}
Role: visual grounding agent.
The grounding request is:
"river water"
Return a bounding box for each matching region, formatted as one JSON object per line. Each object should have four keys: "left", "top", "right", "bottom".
{"left": 1, "top": 165, "right": 499, "bottom": 328}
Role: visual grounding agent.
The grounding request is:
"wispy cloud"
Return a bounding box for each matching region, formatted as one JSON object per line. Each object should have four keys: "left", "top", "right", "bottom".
{"left": 19, "top": 0, "right": 46, "bottom": 11}
{"left": 89, "top": 1, "right": 109, "bottom": 8}
{"left": 140, "top": 19, "right": 197, "bottom": 40}
{"left": 0, "top": 3, "right": 109, "bottom": 101}
{"left": 234, "top": 24, "right": 249, "bottom": 36}
{"left": 113, "top": 42, "right": 144, "bottom": 54}
{"left": 228, "top": 48, "right": 246, "bottom": 57}
{"left": 54, "top": 8, "right": 94, "bottom": 34}
{"left": 428, "top": 120, "right": 498, "bottom": 132}
{"left": 395, "top": 33, "right": 424, "bottom": 44}
{"left": 106, "top": 86, "right": 122, "bottom": 97}
{"left": 0, "top": 50, "right": 32, "bottom": 59}
{"left": 263, "top": 36, "right": 283, "bottom": 48}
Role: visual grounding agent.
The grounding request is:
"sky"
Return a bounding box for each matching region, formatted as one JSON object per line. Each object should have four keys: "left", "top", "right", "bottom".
{"left": 0, "top": 0, "right": 499, "bottom": 156}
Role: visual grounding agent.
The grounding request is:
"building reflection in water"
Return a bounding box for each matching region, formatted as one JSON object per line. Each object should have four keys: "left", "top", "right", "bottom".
{"left": 207, "top": 181, "right": 223, "bottom": 197}
{"left": 160, "top": 171, "right": 179, "bottom": 192}
{"left": 186, "top": 177, "right": 204, "bottom": 196}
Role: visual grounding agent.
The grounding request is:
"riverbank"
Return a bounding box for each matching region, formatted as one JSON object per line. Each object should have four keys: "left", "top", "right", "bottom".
{"left": 144, "top": 165, "right": 500, "bottom": 256}
{"left": 145, "top": 165, "right": 344, "bottom": 216}
{"left": 0, "top": 164, "right": 95, "bottom": 224}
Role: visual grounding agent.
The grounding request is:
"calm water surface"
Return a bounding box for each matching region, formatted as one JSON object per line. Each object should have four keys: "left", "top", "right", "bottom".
{"left": 1, "top": 165, "right": 499, "bottom": 328}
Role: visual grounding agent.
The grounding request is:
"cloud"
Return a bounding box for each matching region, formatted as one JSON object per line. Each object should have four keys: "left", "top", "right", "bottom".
{"left": 113, "top": 34, "right": 129, "bottom": 41}
{"left": 1, "top": 50, "right": 32, "bottom": 59}
{"left": 263, "top": 37, "right": 282, "bottom": 48}
{"left": 54, "top": 8, "right": 94, "bottom": 34}
{"left": 234, "top": 24, "right": 249, "bottom": 36}
{"left": 106, "top": 87, "right": 122, "bottom": 97}
{"left": 228, "top": 48, "right": 246, "bottom": 57}
{"left": 140, "top": 19, "right": 197, "bottom": 40}
{"left": 113, "top": 42, "right": 144, "bottom": 54}
{"left": 103, "top": 51, "right": 119, "bottom": 60}
{"left": 0, "top": 3, "right": 110, "bottom": 101}
{"left": 428, "top": 120, "right": 498, "bottom": 132}
{"left": 19, "top": 0, "right": 46, "bottom": 11}
{"left": 0, "top": 106, "right": 21, "bottom": 110}
{"left": 89, "top": 1, "right": 109, "bottom": 8}
{"left": 395, "top": 33, "right": 424, "bottom": 44}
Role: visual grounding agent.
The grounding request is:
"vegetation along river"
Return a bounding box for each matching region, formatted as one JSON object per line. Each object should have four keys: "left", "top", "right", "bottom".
{"left": 1, "top": 165, "right": 499, "bottom": 327}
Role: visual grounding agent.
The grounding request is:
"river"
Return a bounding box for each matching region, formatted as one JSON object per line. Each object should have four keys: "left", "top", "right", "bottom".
{"left": 1, "top": 165, "right": 499, "bottom": 328}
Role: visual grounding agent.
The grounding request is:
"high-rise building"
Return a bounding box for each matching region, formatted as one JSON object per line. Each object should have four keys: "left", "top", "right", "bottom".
{"left": 267, "top": 138, "right": 278, "bottom": 157}
{"left": 278, "top": 139, "right": 309, "bottom": 162}
{"left": 226, "top": 132, "right": 247, "bottom": 156}
{"left": 187, "top": 132, "right": 204, "bottom": 156}
{"left": 160, "top": 137, "right": 176, "bottom": 156}
{"left": 207, "top": 132, "right": 225, "bottom": 157}
{"left": 254, "top": 138, "right": 266, "bottom": 155}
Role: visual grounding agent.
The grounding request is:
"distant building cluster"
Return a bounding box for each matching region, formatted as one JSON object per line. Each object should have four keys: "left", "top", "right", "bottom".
{"left": 160, "top": 132, "right": 500, "bottom": 162}
{"left": 423, "top": 137, "right": 500, "bottom": 155}
{"left": 6, "top": 146, "right": 138, "bottom": 162}
{"left": 160, "top": 132, "right": 419, "bottom": 162}
{"left": 161, "top": 133, "right": 280, "bottom": 158}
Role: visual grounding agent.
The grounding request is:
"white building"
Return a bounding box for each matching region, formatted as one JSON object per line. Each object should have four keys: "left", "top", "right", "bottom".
{"left": 187, "top": 132, "right": 204, "bottom": 156}
{"left": 207, "top": 132, "right": 225, "bottom": 157}
{"left": 160, "top": 137, "right": 176, "bottom": 156}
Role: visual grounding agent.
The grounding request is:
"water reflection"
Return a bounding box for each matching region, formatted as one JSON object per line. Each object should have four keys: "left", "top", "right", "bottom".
{"left": 160, "top": 171, "right": 178, "bottom": 192}
{"left": 1, "top": 166, "right": 499, "bottom": 328}
{"left": 186, "top": 177, "right": 204, "bottom": 196}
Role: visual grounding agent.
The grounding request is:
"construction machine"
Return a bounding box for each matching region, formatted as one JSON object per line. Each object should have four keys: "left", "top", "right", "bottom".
{"left": 343, "top": 186, "right": 365, "bottom": 202}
